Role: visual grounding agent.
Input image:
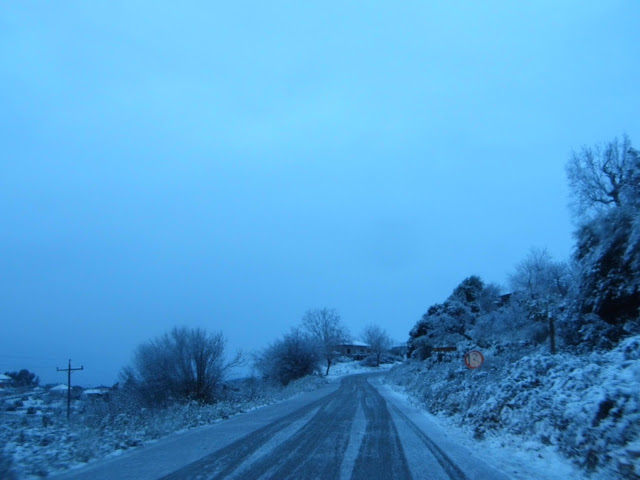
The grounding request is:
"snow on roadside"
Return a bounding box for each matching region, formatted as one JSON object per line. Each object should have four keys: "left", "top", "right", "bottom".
{"left": 384, "top": 335, "right": 640, "bottom": 479}
{"left": 378, "top": 383, "right": 584, "bottom": 479}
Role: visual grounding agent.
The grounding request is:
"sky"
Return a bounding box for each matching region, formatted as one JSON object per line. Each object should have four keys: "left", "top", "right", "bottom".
{"left": 1, "top": 1, "right": 639, "bottom": 386}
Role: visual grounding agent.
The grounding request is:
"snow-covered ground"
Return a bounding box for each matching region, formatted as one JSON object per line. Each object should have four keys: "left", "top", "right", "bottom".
{"left": 6, "top": 350, "right": 636, "bottom": 479}
{"left": 0, "top": 360, "right": 401, "bottom": 478}
{"left": 0, "top": 375, "right": 330, "bottom": 479}
{"left": 381, "top": 385, "right": 585, "bottom": 480}
{"left": 326, "top": 359, "right": 398, "bottom": 378}
{"left": 385, "top": 335, "right": 640, "bottom": 479}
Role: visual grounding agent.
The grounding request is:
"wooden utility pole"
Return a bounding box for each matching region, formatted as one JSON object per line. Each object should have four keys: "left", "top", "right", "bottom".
{"left": 56, "top": 359, "right": 83, "bottom": 419}
{"left": 548, "top": 313, "right": 557, "bottom": 355}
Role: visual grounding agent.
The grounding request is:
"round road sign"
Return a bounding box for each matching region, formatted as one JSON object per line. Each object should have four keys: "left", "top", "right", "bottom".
{"left": 464, "top": 350, "right": 484, "bottom": 369}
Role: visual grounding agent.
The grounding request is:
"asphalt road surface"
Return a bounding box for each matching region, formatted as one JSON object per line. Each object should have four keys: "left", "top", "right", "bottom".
{"left": 55, "top": 374, "right": 510, "bottom": 480}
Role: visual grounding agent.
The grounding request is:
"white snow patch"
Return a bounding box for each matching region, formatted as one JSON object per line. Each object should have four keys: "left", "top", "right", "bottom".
{"left": 327, "top": 360, "right": 397, "bottom": 378}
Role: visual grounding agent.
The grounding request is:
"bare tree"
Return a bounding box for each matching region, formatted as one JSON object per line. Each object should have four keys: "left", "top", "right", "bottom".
{"left": 302, "top": 308, "right": 350, "bottom": 376}
{"left": 362, "top": 324, "right": 393, "bottom": 366}
{"left": 509, "top": 248, "right": 570, "bottom": 353}
{"left": 566, "top": 135, "right": 638, "bottom": 219}
{"left": 122, "top": 326, "right": 242, "bottom": 406}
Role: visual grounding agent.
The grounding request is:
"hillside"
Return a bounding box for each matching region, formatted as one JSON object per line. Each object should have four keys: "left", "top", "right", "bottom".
{"left": 386, "top": 335, "right": 640, "bottom": 479}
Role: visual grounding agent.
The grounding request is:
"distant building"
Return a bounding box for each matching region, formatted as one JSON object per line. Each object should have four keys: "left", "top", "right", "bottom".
{"left": 49, "top": 384, "right": 69, "bottom": 394}
{"left": 390, "top": 345, "right": 408, "bottom": 358}
{"left": 336, "top": 340, "right": 371, "bottom": 360}
{"left": 497, "top": 293, "right": 513, "bottom": 307}
{"left": 83, "top": 386, "right": 111, "bottom": 397}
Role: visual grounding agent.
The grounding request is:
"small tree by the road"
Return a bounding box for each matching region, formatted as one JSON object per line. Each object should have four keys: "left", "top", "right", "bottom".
{"left": 362, "top": 324, "right": 392, "bottom": 367}
{"left": 122, "top": 326, "right": 242, "bottom": 406}
{"left": 302, "top": 308, "right": 350, "bottom": 376}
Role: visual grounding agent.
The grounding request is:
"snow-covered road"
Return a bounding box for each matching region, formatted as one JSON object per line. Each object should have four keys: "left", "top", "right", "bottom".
{"left": 53, "top": 374, "right": 510, "bottom": 480}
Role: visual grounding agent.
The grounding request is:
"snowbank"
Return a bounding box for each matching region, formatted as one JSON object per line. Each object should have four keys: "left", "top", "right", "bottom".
{"left": 385, "top": 335, "right": 640, "bottom": 479}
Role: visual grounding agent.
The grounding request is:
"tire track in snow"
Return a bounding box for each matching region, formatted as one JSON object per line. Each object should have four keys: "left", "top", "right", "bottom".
{"left": 350, "top": 380, "right": 412, "bottom": 480}
{"left": 238, "top": 379, "right": 360, "bottom": 479}
{"left": 338, "top": 401, "right": 366, "bottom": 479}
{"left": 388, "top": 402, "right": 468, "bottom": 480}
{"left": 161, "top": 374, "right": 500, "bottom": 480}
{"left": 159, "top": 394, "right": 331, "bottom": 480}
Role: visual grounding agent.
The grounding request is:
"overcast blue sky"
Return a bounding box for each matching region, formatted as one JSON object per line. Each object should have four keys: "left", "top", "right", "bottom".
{"left": 1, "top": 1, "right": 639, "bottom": 385}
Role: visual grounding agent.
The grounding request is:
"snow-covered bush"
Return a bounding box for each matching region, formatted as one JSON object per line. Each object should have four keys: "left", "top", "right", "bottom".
{"left": 407, "top": 276, "right": 491, "bottom": 357}
{"left": 253, "top": 328, "right": 321, "bottom": 385}
{"left": 574, "top": 207, "right": 640, "bottom": 331}
{"left": 121, "top": 326, "right": 242, "bottom": 407}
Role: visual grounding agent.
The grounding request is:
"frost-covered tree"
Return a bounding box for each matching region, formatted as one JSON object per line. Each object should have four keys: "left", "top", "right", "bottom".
{"left": 302, "top": 308, "right": 350, "bottom": 375}
{"left": 567, "top": 136, "right": 640, "bottom": 333}
{"left": 253, "top": 328, "right": 320, "bottom": 385}
{"left": 566, "top": 135, "right": 639, "bottom": 219}
{"left": 509, "top": 248, "right": 570, "bottom": 353}
{"left": 362, "top": 324, "right": 393, "bottom": 366}
{"left": 122, "top": 326, "right": 242, "bottom": 406}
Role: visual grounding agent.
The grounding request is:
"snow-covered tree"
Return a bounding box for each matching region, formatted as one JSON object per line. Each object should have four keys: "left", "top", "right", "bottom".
{"left": 509, "top": 248, "right": 571, "bottom": 353}
{"left": 302, "top": 308, "right": 350, "bottom": 375}
{"left": 567, "top": 136, "right": 640, "bottom": 334}
{"left": 362, "top": 324, "right": 393, "bottom": 366}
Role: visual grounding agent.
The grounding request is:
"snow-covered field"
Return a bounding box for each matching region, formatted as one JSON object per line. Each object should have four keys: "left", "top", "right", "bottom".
{"left": 385, "top": 335, "right": 640, "bottom": 479}
{"left": 0, "top": 375, "right": 330, "bottom": 479}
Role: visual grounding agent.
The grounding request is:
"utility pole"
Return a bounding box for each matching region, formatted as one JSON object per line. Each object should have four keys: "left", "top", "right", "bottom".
{"left": 56, "top": 359, "right": 83, "bottom": 419}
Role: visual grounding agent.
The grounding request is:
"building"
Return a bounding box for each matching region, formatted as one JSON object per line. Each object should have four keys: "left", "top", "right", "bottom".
{"left": 336, "top": 340, "right": 371, "bottom": 360}
{"left": 83, "top": 386, "right": 111, "bottom": 397}
{"left": 49, "top": 384, "right": 69, "bottom": 393}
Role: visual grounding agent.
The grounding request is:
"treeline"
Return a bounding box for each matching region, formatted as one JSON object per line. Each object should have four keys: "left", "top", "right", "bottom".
{"left": 253, "top": 308, "right": 394, "bottom": 386}
{"left": 6, "top": 310, "right": 392, "bottom": 411}
{"left": 119, "top": 307, "right": 393, "bottom": 408}
{"left": 118, "top": 308, "right": 351, "bottom": 408}
{"left": 408, "top": 135, "right": 640, "bottom": 357}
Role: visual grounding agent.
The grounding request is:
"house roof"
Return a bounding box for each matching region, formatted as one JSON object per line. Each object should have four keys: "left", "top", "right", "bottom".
{"left": 341, "top": 340, "right": 370, "bottom": 347}
{"left": 50, "top": 384, "right": 69, "bottom": 391}
{"left": 0, "top": 374, "right": 12, "bottom": 381}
